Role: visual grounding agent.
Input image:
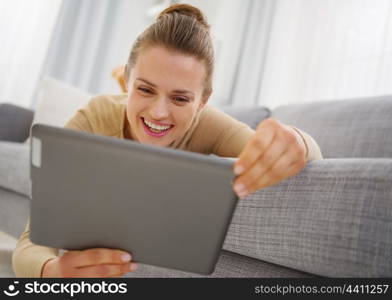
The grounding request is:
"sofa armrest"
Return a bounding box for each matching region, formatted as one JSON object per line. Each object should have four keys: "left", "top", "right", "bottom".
{"left": 0, "top": 141, "right": 30, "bottom": 196}
{"left": 224, "top": 158, "right": 392, "bottom": 277}
{"left": 0, "top": 103, "right": 34, "bottom": 142}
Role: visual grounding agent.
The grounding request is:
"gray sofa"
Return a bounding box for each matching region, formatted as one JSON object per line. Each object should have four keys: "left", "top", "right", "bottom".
{"left": 0, "top": 95, "right": 391, "bottom": 277}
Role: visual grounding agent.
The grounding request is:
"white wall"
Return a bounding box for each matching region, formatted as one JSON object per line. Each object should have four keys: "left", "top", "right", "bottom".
{"left": 94, "top": 0, "right": 156, "bottom": 94}
{"left": 259, "top": 0, "right": 392, "bottom": 108}
{"left": 4, "top": 0, "right": 390, "bottom": 109}
{"left": 205, "top": 0, "right": 252, "bottom": 105}
{"left": 0, "top": 0, "right": 62, "bottom": 107}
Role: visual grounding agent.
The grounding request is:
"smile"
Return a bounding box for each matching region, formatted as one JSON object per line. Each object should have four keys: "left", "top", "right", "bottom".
{"left": 141, "top": 117, "right": 174, "bottom": 137}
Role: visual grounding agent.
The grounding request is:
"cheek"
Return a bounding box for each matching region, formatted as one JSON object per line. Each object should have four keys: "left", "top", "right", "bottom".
{"left": 173, "top": 106, "right": 199, "bottom": 131}
{"left": 127, "top": 93, "right": 143, "bottom": 117}
{"left": 126, "top": 96, "right": 134, "bottom": 121}
{"left": 127, "top": 92, "right": 137, "bottom": 108}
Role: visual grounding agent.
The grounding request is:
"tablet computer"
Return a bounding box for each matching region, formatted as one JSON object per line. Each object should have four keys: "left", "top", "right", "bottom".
{"left": 29, "top": 124, "right": 238, "bottom": 275}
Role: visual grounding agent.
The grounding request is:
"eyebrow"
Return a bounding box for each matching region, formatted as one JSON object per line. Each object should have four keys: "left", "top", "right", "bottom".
{"left": 136, "top": 77, "right": 195, "bottom": 96}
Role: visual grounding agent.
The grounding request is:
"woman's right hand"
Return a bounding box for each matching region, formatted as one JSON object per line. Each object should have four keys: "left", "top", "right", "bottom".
{"left": 41, "top": 248, "right": 138, "bottom": 277}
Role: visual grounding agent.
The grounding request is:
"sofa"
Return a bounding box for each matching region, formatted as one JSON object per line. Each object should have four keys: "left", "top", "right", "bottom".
{"left": 1, "top": 79, "right": 391, "bottom": 277}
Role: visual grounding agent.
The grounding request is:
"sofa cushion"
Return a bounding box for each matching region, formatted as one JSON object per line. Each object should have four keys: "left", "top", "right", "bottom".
{"left": 224, "top": 158, "right": 392, "bottom": 277}
{"left": 124, "top": 250, "right": 313, "bottom": 278}
{"left": 0, "top": 103, "right": 34, "bottom": 143}
{"left": 216, "top": 105, "right": 270, "bottom": 130}
{"left": 0, "top": 188, "right": 29, "bottom": 238}
{"left": 271, "top": 95, "right": 392, "bottom": 158}
{"left": 0, "top": 141, "right": 30, "bottom": 197}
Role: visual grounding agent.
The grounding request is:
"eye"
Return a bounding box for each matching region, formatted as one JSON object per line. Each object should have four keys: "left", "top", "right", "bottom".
{"left": 138, "top": 87, "right": 153, "bottom": 95}
{"left": 172, "top": 96, "right": 189, "bottom": 103}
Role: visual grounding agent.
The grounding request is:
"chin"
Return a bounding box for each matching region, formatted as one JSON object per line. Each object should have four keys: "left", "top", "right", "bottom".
{"left": 140, "top": 137, "right": 171, "bottom": 147}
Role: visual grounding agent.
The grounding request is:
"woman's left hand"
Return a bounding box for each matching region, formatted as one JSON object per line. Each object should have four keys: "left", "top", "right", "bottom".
{"left": 233, "top": 118, "right": 307, "bottom": 198}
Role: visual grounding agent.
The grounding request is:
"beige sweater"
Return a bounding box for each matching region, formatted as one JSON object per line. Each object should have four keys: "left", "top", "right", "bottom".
{"left": 12, "top": 94, "right": 322, "bottom": 277}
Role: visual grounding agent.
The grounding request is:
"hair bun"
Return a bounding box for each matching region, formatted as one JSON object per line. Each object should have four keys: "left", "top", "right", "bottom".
{"left": 157, "top": 4, "right": 210, "bottom": 29}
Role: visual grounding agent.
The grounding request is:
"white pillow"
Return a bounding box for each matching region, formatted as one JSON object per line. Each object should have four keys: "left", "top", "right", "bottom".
{"left": 33, "top": 77, "right": 92, "bottom": 127}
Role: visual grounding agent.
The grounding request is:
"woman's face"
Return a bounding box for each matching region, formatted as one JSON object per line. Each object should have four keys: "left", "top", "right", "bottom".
{"left": 126, "top": 46, "right": 208, "bottom": 147}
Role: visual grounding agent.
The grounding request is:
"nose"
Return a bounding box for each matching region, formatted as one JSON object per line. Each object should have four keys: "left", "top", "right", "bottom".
{"left": 149, "top": 96, "right": 170, "bottom": 120}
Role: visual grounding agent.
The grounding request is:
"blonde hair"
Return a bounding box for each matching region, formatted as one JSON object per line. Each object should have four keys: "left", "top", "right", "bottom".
{"left": 125, "top": 4, "right": 214, "bottom": 97}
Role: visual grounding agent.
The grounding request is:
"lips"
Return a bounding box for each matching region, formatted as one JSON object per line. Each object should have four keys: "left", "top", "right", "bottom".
{"left": 141, "top": 117, "right": 174, "bottom": 138}
{"left": 143, "top": 118, "right": 172, "bottom": 130}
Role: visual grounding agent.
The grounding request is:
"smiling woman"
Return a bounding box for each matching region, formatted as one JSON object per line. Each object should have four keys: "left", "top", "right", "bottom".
{"left": 126, "top": 46, "right": 207, "bottom": 147}
{"left": 123, "top": 4, "right": 213, "bottom": 147}
{"left": 12, "top": 3, "right": 322, "bottom": 278}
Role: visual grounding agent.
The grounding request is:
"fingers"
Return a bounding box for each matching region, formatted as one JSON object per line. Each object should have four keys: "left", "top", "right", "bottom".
{"left": 75, "top": 262, "right": 138, "bottom": 278}
{"left": 52, "top": 248, "right": 139, "bottom": 278}
{"left": 63, "top": 248, "right": 133, "bottom": 268}
{"left": 234, "top": 118, "right": 276, "bottom": 175}
{"left": 233, "top": 120, "right": 308, "bottom": 197}
{"left": 246, "top": 152, "right": 306, "bottom": 194}
{"left": 233, "top": 136, "right": 286, "bottom": 197}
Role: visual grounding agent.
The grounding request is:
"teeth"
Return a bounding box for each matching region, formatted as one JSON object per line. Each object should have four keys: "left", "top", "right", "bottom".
{"left": 144, "top": 118, "right": 171, "bottom": 131}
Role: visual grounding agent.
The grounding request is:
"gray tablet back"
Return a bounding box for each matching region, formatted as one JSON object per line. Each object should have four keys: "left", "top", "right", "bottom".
{"left": 30, "top": 124, "right": 238, "bottom": 275}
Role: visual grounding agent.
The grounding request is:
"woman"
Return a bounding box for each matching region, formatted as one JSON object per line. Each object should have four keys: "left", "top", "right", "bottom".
{"left": 12, "top": 4, "right": 322, "bottom": 278}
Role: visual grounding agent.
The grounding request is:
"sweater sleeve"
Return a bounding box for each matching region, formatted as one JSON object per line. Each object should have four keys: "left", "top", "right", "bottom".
{"left": 188, "top": 105, "right": 255, "bottom": 156}
{"left": 63, "top": 97, "right": 95, "bottom": 133}
{"left": 290, "top": 126, "right": 323, "bottom": 161}
{"left": 12, "top": 219, "right": 59, "bottom": 277}
{"left": 64, "top": 94, "right": 126, "bottom": 136}
{"left": 193, "top": 106, "right": 322, "bottom": 161}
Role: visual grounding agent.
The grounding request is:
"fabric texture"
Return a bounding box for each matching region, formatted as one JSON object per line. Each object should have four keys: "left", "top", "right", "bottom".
{"left": 216, "top": 105, "right": 271, "bottom": 130}
{"left": 272, "top": 95, "right": 392, "bottom": 159}
{"left": 0, "top": 231, "right": 17, "bottom": 277}
{"left": 0, "top": 189, "right": 29, "bottom": 238}
{"left": 0, "top": 141, "right": 30, "bottom": 196}
{"left": 12, "top": 219, "right": 59, "bottom": 278}
{"left": 224, "top": 158, "right": 392, "bottom": 277}
{"left": 0, "top": 103, "right": 34, "bottom": 143}
{"left": 124, "top": 250, "right": 314, "bottom": 278}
